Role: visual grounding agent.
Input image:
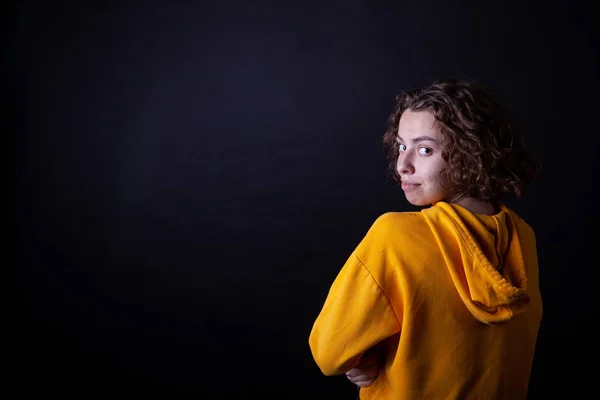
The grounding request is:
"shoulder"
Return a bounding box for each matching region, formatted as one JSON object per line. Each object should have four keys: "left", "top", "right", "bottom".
{"left": 353, "top": 211, "right": 434, "bottom": 285}
{"left": 367, "top": 211, "right": 427, "bottom": 236}
{"left": 357, "top": 211, "right": 431, "bottom": 251}
{"left": 370, "top": 211, "right": 425, "bottom": 229}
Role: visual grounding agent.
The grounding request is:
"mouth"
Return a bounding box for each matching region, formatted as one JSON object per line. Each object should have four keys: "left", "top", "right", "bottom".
{"left": 401, "top": 182, "right": 421, "bottom": 191}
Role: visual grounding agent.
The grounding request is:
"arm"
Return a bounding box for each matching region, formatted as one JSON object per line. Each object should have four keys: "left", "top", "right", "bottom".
{"left": 308, "top": 252, "right": 400, "bottom": 376}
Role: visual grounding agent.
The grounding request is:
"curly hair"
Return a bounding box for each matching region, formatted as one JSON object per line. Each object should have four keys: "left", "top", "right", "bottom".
{"left": 382, "top": 78, "right": 542, "bottom": 202}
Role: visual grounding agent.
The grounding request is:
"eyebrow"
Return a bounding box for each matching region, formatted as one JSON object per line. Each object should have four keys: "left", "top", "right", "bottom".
{"left": 396, "top": 135, "right": 437, "bottom": 143}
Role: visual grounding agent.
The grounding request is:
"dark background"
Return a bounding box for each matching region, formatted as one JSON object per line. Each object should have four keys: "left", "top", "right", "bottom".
{"left": 14, "top": 0, "right": 599, "bottom": 398}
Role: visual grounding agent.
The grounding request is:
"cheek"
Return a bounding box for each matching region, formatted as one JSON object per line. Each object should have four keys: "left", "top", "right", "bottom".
{"left": 422, "top": 170, "right": 444, "bottom": 188}
{"left": 425, "top": 159, "right": 447, "bottom": 185}
{"left": 438, "top": 170, "right": 451, "bottom": 189}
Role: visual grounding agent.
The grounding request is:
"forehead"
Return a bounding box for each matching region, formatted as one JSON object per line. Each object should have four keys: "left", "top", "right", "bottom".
{"left": 397, "top": 109, "right": 441, "bottom": 138}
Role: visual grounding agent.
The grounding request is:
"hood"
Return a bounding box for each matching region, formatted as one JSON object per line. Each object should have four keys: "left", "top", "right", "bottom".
{"left": 422, "top": 201, "right": 530, "bottom": 326}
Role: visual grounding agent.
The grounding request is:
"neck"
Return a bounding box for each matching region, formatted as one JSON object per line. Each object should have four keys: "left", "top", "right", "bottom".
{"left": 445, "top": 195, "right": 497, "bottom": 215}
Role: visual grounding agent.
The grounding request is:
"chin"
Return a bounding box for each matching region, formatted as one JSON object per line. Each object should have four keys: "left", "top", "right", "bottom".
{"left": 405, "top": 197, "right": 429, "bottom": 207}
{"left": 405, "top": 194, "right": 444, "bottom": 207}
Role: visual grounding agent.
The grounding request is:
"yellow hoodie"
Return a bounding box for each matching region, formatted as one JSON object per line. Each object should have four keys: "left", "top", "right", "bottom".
{"left": 309, "top": 201, "right": 542, "bottom": 399}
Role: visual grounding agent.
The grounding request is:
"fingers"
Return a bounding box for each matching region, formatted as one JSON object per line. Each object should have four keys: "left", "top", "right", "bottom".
{"left": 349, "top": 376, "right": 377, "bottom": 387}
{"left": 345, "top": 349, "right": 383, "bottom": 388}
{"left": 347, "top": 359, "right": 377, "bottom": 375}
{"left": 345, "top": 368, "right": 378, "bottom": 379}
{"left": 347, "top": 373, "right": 377, "bottom": 388}
{"left": 346, "top": 370, "right": 379, "bottom": 382}
{"left": 346, "top": 357, "right": 380, "bottom": 378}
{"left": 345, "top": 366, "right": 379, "bottom": 388}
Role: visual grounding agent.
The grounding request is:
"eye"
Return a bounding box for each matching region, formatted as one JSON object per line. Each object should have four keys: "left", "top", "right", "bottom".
{"left": 398, "top": 143, "right": 407, "bottom": 152}
{"left": 418, "top": 147, "right": 432, "bottom": 155}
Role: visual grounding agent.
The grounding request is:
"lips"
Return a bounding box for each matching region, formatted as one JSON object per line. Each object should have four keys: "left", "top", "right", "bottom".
{"left": 401, "top": 182, "right": 421, "bottom": 191}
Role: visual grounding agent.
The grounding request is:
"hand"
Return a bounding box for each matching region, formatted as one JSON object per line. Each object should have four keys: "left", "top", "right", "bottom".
{"left": 345, "top": 347, "right": 383, "bottom": 388}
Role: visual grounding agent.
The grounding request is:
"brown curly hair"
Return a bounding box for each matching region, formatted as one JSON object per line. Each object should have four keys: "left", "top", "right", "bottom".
{"left": 382, "top": 78, "right": 542, "bottom": 202}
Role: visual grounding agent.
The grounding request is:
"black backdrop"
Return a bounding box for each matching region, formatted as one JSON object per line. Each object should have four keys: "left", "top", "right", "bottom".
{"left": 14, "top": 0, "right": 599, "bottom": 398}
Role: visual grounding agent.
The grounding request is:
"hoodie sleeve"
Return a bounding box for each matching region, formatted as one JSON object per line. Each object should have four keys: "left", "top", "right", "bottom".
{"left": 308, "top": 250, "right": 401, "bottom": 376}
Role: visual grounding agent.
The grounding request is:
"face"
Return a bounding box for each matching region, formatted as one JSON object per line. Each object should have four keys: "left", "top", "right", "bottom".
{"left": 396, "top": 109, "right": 450, "bottom": 206}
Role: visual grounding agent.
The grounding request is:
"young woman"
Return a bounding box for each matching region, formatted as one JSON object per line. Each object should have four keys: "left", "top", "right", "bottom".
{"left": 309, "top": 79, "right": 543, "bottom": 399}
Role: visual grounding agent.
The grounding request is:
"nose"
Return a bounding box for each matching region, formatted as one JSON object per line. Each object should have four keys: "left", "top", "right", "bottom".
{"left": 396, "top": 153, "right": 415, "bottom": 175}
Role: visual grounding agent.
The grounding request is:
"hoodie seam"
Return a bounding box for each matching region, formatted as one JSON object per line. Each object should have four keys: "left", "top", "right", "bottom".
{"left": 493, "top": 215, "right": 503, "bottom": 269}
{"left": 354, "top": 253, "right": 402, "bottom": 330}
